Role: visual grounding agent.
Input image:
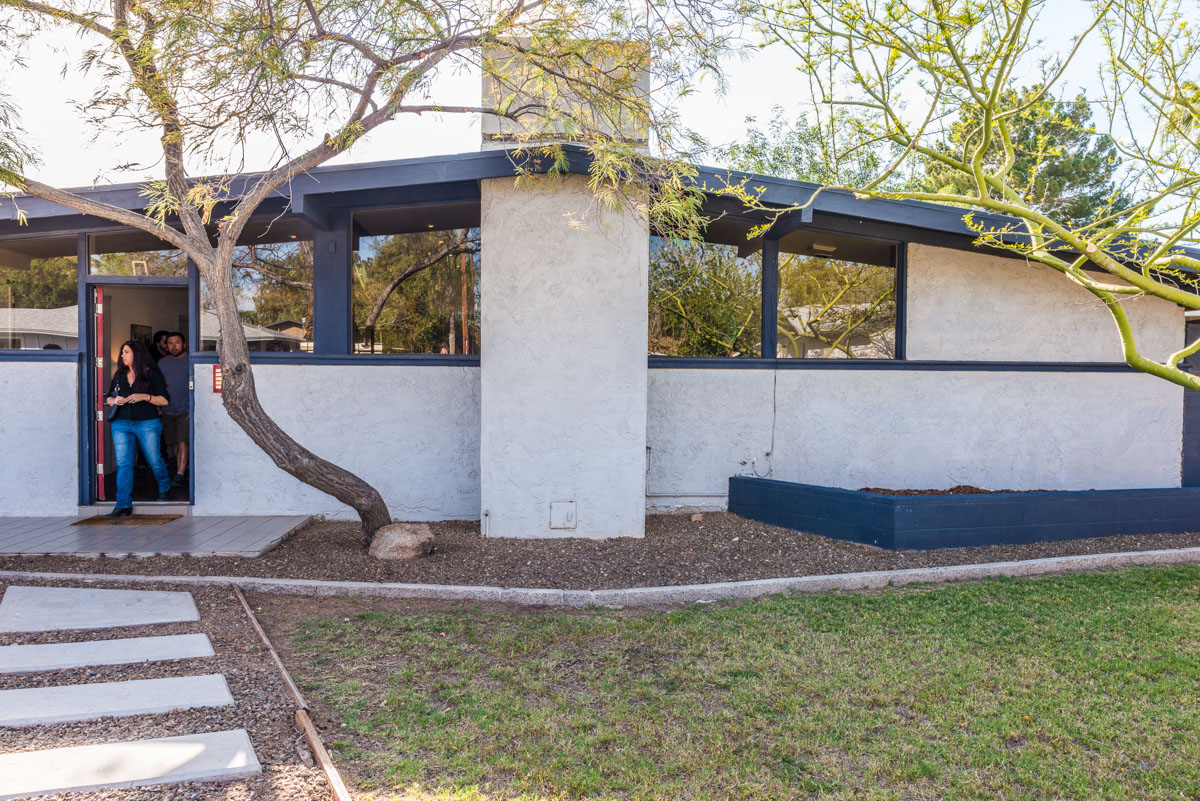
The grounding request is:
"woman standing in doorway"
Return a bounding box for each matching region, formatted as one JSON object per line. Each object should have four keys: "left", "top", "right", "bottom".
{"left": 104, "top": 340, "right": 171, "bottom": 518}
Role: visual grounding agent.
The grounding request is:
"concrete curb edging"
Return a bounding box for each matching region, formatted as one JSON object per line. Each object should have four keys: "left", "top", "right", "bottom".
{"left": 2, "top": 546, "right": 1200, "bottom": 606}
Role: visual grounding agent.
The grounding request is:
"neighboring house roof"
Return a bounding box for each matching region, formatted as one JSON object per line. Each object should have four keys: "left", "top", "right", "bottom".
{"left": 0, "top": 305, "right": 303, "bottom": 344}
{"left": 0, "top": 305, "right": 78, "bottom": 337}
{"left": 198, "top": 310, "right": 303, "bottom": 343}
{"left": 264, "top": 319, "right": 305, "bottom": 331}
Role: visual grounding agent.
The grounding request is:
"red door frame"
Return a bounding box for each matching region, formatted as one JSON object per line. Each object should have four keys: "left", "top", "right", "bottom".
{"left": 94, "top": 285, "right": 106, "bottom": 500}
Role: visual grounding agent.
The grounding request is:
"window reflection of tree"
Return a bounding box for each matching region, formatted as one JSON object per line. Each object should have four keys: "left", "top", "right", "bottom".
{"left": 352, "top": 230, "right": 480, "bottom": 355}
{"left": 649, "top": 237, "right": 762, "bottom": 357}
{"left": 0, "top": 256, "right": 77, "bottom": 309}
{"left": 230, "top": 242, "right": 315, "bottom": 341}
{"left": 90, "top": 250, "right": 187, "bottom": 277}
{"left": 777, "top": 254, "right": 895, "bottom": 359}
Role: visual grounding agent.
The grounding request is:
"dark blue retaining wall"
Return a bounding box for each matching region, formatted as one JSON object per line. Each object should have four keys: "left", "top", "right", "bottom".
{"left": 728, "top": 476, "right": 1200, "bottom": 550}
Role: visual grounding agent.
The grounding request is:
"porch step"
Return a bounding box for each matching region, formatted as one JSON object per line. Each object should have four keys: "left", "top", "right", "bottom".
{"left": 81, "top": 502, "right": 192, "bottom": 517}
{"left": 0, "top": 673, "right": 234, "bottom": 727}
{"left": 0, "top": 633, "right": 214, "bottom": 674}
{"left": 0, "top": 729, "right": 261, "bottom": 799}
{"left": 0, "top": 586, "right": 200, "bottom": 632}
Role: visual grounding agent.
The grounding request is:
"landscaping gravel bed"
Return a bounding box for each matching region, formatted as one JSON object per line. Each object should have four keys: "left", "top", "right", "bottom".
{"left": 3, "top": 513, "right": 1200, "bottom": 590}
{"left": 0, "top": 580, "right": 328, "bottom": 801}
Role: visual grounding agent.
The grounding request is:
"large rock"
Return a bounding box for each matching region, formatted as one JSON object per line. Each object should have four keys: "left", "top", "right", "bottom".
{"left": 368, "top": 523, "right": 434, "bottom": 560}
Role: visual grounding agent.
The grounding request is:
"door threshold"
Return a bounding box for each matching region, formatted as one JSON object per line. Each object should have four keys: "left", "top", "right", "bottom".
{"left": 81, "top": 503, "right": 193, "bottom": 517}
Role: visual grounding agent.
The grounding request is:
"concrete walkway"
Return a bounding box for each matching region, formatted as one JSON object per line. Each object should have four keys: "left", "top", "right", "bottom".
{"left": 0, "top": 585, "right": 261, "bottom": 798}
{"left": 0, "top": 515, "right": 308, "bottom": 557}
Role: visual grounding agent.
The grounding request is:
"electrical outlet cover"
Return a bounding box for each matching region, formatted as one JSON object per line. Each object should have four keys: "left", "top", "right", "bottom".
{"left": 549, "top": 501, "right": 577, "bottom": 529}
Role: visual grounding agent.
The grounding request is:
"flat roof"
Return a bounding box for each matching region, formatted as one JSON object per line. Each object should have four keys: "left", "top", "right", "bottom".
{"left": 0, "top": 147, "right": 1011, "bottom": 242}
{"left": 2, "top": 146, "right": 1193, "bottom": 265}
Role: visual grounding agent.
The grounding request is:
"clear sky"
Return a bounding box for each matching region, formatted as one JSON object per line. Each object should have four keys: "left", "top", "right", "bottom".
{"left": 4, "top": 1, "right": 1105, "bottom": 189}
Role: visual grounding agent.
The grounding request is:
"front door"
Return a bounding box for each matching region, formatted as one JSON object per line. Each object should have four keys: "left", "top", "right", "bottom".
{"left": 88, "top": 283, "right": 192, "bottom": 504}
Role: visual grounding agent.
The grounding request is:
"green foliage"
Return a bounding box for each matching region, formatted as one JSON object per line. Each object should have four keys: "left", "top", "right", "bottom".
{"left": 649, "top": 236, "right": 761, "bottom": 356}
{"left": 924, "top": 88, "right": 1133, "bottom": 228}
{"left": 0, "top": 255, "right": 74, "bottom": 308}
{"left": 724, "top": 105, "right": 913, "bottom": 188}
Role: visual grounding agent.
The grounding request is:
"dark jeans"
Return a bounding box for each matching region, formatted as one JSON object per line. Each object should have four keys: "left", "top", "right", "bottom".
{"left": 111, "top": 418, "right": 170, "bottom": 509}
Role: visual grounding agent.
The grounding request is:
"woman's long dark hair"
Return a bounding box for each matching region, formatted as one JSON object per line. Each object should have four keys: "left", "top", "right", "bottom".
{"left": 109, "top": 339, "right": 155, "bottom": 393}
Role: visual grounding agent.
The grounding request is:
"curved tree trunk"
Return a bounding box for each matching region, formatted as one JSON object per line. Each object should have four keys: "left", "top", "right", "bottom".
{"left": 202, "top": 260, "right": 391, "bottom": 542}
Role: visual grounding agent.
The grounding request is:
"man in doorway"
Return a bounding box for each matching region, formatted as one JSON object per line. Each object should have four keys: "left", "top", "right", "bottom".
{"left": 152, "top": 330, "right": 171, "bottom": 363}
{"left": 158, "top": 331, "right": 191, "bottom": 488}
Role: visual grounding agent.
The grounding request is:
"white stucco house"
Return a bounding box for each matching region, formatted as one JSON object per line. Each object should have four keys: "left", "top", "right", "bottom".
{"left": 0, "top": 137, "right": 1193, "bottom": 538}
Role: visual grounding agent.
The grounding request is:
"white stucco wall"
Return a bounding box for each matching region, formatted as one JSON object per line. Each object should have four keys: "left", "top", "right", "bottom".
{"left": 480, "top": 175, "right": 649, "bottom": 538}
{"left": 192, "top": 364, "right": 480, "bottom": 520}
{"left": 906, "top": 243, "right": 1185, "bottom": 361}
{"left": 647, "top": 368, "right": 1183, "bottom": 503}
{"left": 646, "top": 369, "right": 775, "bottom": 511}
{"left": 0, "top": 361, "right": 79, "bottom": 515}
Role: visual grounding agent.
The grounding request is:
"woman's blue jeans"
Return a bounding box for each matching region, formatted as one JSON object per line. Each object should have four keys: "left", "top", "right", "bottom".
{"left": 110, "top": 418, "right": 170, "bottom": 509}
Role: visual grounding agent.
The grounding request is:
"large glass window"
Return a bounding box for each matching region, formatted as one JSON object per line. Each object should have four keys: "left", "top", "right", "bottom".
{"left": 649, "top": 236, "right": 762, "bottom": 357}
{"left": 776, "top": 235, "right": 896, "bottom": 359}
{"left": 0, "top": 237, "right": 79, "bottom": 350}
{"left": 352, "top": 228, "right": 480, "bottom": 355}
{"left": 201, "top": 240, "right": 314, "bottom": 352}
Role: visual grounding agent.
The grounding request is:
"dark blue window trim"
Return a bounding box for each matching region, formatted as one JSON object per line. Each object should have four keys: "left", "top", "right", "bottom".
{"left": 0, "top": 350, "right": 80, "bottom": 362}
{"left": 647, "top": 356, "right": 1137, "bottom": 372}
{"left": 190, "top": 352, "right": 481, "bottom": 366}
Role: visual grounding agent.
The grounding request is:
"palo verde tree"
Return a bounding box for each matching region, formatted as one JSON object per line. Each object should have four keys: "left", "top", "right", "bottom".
{"left": 0, "top": 0, "right": 725, "bottom": 539}
{"left": 742, "top": 0, "right": 1200, "bottom": 389}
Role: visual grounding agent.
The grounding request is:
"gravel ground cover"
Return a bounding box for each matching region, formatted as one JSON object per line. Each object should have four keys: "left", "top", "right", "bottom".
{"left": 3, "top": 514, "right": 1200, "bottom": 590}
{"left": 0, "top": 580, "right": 329, "bottom": 801}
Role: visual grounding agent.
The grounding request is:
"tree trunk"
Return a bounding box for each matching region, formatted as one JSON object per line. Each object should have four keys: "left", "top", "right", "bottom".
{"left": 203, "top": 260, "right": 391, "bottom": 543}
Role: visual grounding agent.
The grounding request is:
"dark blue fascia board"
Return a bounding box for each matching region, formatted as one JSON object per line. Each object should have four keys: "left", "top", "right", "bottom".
{"left": 297, "top": 181, "right": 482, "bottom": 229}
{"left": 6, "top": 145, "right": 1196, "bottom": 264}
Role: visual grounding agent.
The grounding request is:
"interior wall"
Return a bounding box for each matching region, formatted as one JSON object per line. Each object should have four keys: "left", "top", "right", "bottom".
{"left": 906, "top": 243, "right": 1186, "bottom": 361}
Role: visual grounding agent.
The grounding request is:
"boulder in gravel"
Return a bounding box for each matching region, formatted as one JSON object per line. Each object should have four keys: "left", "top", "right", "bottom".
{"left": 369, "top": 523, "right": 434, "bottom": 560}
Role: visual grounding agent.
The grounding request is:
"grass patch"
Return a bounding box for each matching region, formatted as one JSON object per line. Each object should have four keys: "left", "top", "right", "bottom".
{"left": 288, "top": 567, "right": 1200, "bottom": 800}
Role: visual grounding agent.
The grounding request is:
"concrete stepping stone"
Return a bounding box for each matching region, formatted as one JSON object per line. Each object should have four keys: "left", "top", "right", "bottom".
{"left": 0, "top": 633, "right": 214, "bottom": 674}
{"left": 0, "top": 674, "right": 234, "bottom": 727}
{"left": 0, "top": 729, "right": 261, "bottom": 799}
{"left": 0, "top": 585, "right": 199, "bottom": 632}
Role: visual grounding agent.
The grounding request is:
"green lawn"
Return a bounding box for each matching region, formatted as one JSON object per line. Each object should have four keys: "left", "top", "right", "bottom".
{"left": 287, "top": 567, "right": 1200, "bottom": 800}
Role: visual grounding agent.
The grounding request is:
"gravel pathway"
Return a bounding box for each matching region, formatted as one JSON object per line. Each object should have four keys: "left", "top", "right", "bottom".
{"left": 3, "top": 514, "right": 1200, "bottom": 590}
{"left": 0, "top": 581, "right": 328, "bottom": 801}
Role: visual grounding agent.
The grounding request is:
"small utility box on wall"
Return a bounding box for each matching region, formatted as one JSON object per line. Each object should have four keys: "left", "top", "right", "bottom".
{"left": 549, "top": 501, "right": 577, "bottom": 530}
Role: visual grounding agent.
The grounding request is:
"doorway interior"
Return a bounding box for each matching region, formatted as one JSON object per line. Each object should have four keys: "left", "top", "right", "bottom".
{"left": 90, "top": 283, "right": 191, "bottom": 505}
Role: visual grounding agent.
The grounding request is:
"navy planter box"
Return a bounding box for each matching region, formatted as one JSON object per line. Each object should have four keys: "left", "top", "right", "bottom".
{"left": 728, "top": 476, "right": 1200, "bottom": 550}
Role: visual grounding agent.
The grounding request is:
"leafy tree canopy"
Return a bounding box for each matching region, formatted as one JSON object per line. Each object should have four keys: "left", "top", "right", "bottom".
{"left": 924, "top": 87, "right": 1134, "bottom": 228}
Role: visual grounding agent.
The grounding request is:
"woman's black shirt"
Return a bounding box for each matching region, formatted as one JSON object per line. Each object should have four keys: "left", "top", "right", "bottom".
{"left": 109, "top": 369, "right": 169, "bottom": 422}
